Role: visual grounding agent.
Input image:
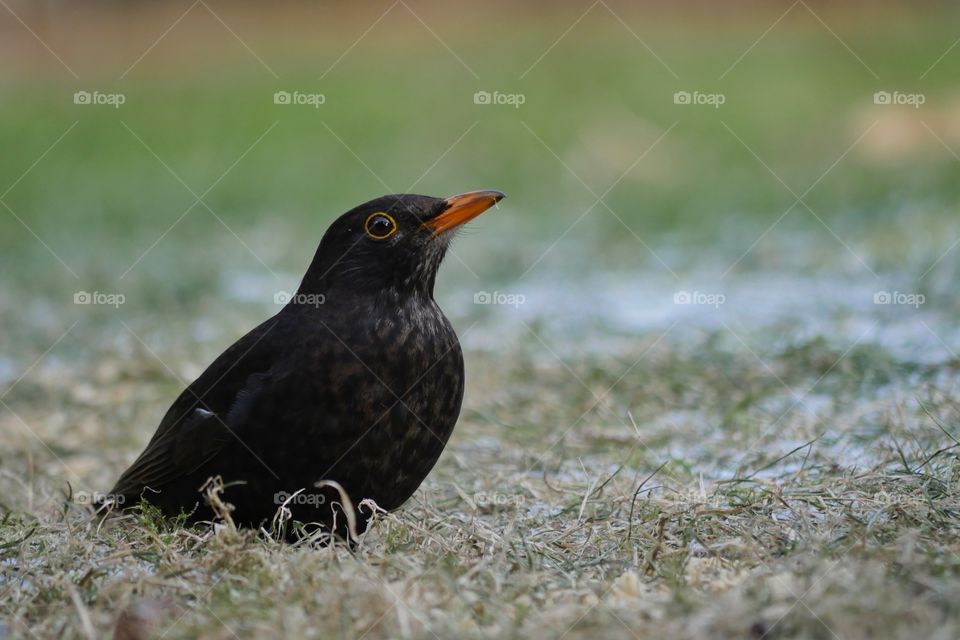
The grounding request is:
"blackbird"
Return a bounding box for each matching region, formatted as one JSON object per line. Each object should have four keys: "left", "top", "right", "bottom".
{"left": 105, "top": 190, "right": 505, "bottom": 540}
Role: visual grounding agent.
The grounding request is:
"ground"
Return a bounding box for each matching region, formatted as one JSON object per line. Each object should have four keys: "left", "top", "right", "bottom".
{"left": 2, "top": 2, "right": 960, "bottom": 639}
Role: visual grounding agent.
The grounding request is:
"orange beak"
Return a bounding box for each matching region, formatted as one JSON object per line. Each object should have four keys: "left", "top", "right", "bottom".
{"left": 423, "top": 190, "right": 506, "bottom": 236}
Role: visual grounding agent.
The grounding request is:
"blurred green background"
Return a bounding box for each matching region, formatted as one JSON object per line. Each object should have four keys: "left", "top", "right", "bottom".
{"left": 1, "top": 0, "right": 959, "bottom": 359}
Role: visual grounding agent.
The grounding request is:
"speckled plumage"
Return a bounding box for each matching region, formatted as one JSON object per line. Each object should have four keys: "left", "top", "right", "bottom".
{"left": 106, "top": 191, "right": 504, "bottom": 540}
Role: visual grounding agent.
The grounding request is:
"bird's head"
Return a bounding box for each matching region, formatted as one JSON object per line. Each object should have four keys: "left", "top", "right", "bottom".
{"left": 298, "top": 190, "right": 505, "bottom": 299}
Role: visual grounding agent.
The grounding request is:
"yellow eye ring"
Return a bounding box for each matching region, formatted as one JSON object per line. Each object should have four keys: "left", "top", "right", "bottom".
{"left": 364, "top": 212, "right": 398, "bottom": 240}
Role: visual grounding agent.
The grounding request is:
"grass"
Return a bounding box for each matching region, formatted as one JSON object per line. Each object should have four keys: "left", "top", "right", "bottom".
{"left": 3, "top": 330, "right": 960, "bottom": 638}
{"left": 3, "top": 2, "right": 960, "bottom": 638}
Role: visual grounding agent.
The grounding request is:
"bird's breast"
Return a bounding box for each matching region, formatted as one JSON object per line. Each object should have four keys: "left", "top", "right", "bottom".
{"left": 340, "top": 297, "right": 464, "bottom": 506}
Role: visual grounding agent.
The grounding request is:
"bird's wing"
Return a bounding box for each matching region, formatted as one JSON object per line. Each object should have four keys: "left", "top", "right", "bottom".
{"left": 110, "top": 319, "right": 279, "bottom": 502}
{"left": 110, "top": 405, "right": 231, "bottom": 499}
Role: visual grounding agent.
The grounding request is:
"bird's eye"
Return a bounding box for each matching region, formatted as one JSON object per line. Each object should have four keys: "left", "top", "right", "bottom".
{"left": 364, "top": 213, "right": 398, "bottom": 240}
